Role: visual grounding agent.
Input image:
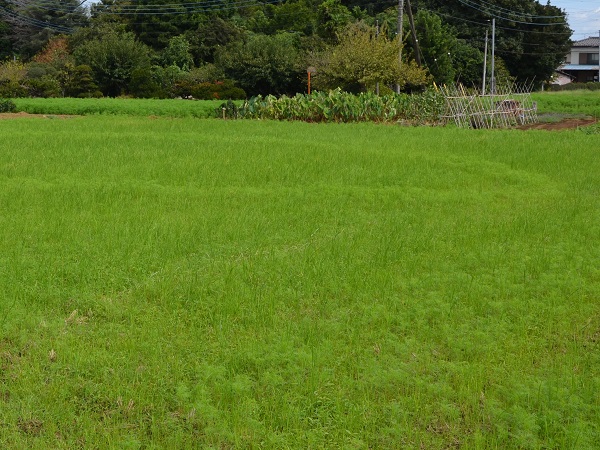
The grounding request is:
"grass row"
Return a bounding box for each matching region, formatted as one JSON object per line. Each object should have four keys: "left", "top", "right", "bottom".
{"left": 1, "top": 115, "right": 599, "bottom": 448}
{"left": 10, "top": 97, "right": 222, "bottom": 118}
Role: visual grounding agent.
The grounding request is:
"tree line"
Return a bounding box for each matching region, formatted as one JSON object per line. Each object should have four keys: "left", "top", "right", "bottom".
{"left": 0, "top": 0, "right": 572, "bottom": 99}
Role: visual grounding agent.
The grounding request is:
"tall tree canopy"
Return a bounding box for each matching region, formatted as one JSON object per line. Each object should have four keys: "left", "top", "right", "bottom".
{"left": 312, "top": 21, "right": 428, "bottom": 92}
{"left": 1, "top": 0, "right": 88, "bottom": 59}
{"left": 0, "top": 0, "right": 573, "bottom": 96}
{"left": 415, "top": 0, "right": 571, "bottom": 84}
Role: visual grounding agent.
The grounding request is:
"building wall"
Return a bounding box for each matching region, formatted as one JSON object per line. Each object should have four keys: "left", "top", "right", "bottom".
{"left": 573, "top": 71, "right": 598, "bottom": 82}
{"left": 571, "top": 47, "right": 599, "bottom": 65}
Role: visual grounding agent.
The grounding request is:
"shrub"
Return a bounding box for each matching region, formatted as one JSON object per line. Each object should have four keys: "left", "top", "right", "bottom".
{"left": 547, "top": 82, "right": 600, "bottom": 92}
{"left": 130, "top": 67, "right": 163, "bottom": 98}
{"left": 63, "top": 65, "right": 101, "bottom": 98}
{"left": 26, "top": 76, "right": 61, "bottom": 98}
{"left": 23, "top": 62, "right": 61, "bottom": 98}
{"left": 578, "top": 123, "right": 600, "bottom": 135}
{"left": 0, "top": 61, "right": 28, "bottom": 98}
{"left": 219, "top": 88, "right": 445, "bottom": 124}
{"left": 0, "top": 98, "right": 17, "bottom": 112}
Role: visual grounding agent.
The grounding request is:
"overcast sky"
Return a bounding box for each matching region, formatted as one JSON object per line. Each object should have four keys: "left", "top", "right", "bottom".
{"left": 549, "top": 0, "right": 600, "bottom": 38}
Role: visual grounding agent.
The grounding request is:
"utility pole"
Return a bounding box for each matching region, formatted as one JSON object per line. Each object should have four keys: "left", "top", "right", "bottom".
{"left": 491, "top": 18, "right": 496, "bottom": 94}
{"left": 482, "top": 29, "right": 488, "bottom": 94}
{"left": 406, "top": 0, "right": 421, "bottom": 66}
{"left": 396, "top": 0, "right": 404, "bottom": 94}
{"left": 376, "top": 19, "right": 380, "bottom": 95}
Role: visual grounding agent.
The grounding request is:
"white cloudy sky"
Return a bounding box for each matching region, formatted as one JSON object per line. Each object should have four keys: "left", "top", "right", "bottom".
{"left": 549, "top": 0, "right": 600, "bottom": 38}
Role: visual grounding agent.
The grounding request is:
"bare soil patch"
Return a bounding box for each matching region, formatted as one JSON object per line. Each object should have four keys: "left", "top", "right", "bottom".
{"left": 519, "top": 117, "right": 597, "bottom": 131}
{"left": 0, "top": 112, "right": 75, "bottom": 120}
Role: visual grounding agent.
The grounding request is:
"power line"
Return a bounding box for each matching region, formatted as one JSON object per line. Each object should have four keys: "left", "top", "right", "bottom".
{"left": 0, "top": 0, "right": 575, "bottom": 41}
{"left": 0, "top": 5, "right": 75, "bottom": 32}
{"left": 420, "top": 7, "right": 572, "bottom": 36}
{"left": 460, "top": 0, "right": 566, "bottom": 19}
{"left": 90, "top": 0, "right": 282, "bottom": 15}
{"left": 457, "top": 0, "right": 569, "bottom": 26}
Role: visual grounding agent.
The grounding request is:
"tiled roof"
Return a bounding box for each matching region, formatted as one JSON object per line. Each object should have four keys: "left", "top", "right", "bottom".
{"left": 573, "top": 37, "right": 600, "bottom": 47}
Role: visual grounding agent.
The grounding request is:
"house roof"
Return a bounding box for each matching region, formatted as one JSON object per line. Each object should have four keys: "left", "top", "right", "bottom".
{"left": 560, "top": 64, "right": 599, "bottom": 71}
{"left": 554, "top": 70, "right": 575, "bottom": 79}
{"left": 573, "top": 37, "right": 600, "bottom": 47}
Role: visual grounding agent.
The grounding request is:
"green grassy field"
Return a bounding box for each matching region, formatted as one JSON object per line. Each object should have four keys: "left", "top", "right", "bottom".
{"left": 532, "top": 90, "right": 600, "bottom": 117}
{"left": 1, "top": 115, "right": 599, "bottom": 448}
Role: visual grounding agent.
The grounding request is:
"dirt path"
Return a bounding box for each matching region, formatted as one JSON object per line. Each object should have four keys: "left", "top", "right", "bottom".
{"left": 518, "top": 117, "right": 597, "bottom": 131}
{"left": 0, "top": 112, "right": 77, "bottom": 120}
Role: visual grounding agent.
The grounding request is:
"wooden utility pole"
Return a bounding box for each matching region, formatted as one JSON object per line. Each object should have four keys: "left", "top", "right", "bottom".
{"left": 396, "top": 0, "right": 404, "bottom": 93}
{"left": 376, "top": 20, "right": 380, "bottom": 95}
{"left": 482, "top": 29, "right": 488, "bottom": 94}
{"left": 491, "top": 18, "right": 496, "bottom": 94}
{"left": 405, "top": 0, "right": 421, "bottom": 66}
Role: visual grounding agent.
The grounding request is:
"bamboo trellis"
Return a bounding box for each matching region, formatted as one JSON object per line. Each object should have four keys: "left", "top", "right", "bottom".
{"left": 439, "top": 84, "right": 538, "bottom": 129}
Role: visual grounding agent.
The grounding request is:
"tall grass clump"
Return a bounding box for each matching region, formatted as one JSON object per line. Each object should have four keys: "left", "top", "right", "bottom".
{"left": 220, "top": 88, "right": 445, "bottom": 124}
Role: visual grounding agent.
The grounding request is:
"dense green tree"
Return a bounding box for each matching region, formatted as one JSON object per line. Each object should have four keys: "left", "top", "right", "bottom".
{"left": 0, "top": 8, "right": 14, "bottom": 60}
{"left": 341, "top": 0, "right": 396, "bottom": 16}
{"left": 312, "top": 22, "right": 428, "bottom": 92}
{"left": 187, "top": 17, "right": 243, "bottom": 65}
{"left": 0, "top": 0, "right": 574, "bottom": 96}
{"left": 251, "top": 0, "right": 318, "bottom": 36}
{"left": 417, "top": 0, "right": 571, "bottom": 83}
{"left": 23, "top": 36, "right": 99, "bottom": 97}
{"left": 129, "top": 66, "right": 162, "bottom": 98}
{"left": 161, "top": 35, "right": 193, "bottom": 71}
{"left": 413, "top": 10, "right": 455, "bottom": 85}
{"left": 449, "top": 39, "right": 485, "bottom": 86}
{"left": 148, "top": 64, "right": 185, "bottom": 98}
{"left": 73, "top": 27, "right": 152, "bottom": 96}
{"left": 317, "top": 0, "right": 353, "bottom": 41}
{"left": 3, "top": 0, "right": 88, "bottom": 59}
{"left": 0, "top": 60, "right": 27, "bottom": 96}
{"left": 216, "top": 32, "right": 304, "bottom": 96}
{"left": 91, "top": 0, "right": 196, "bottom": 50}
{"left": 505, "top": 1, "right": 571, "bottom": 85}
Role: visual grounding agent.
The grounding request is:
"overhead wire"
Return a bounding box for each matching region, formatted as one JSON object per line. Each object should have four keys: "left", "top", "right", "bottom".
{"left": 0, "top": 6, "right": 75, "bottom": 32}
{"left": 0, "top": 0, "right": 578, "bottom": 47}
{"left": 457, "top": 0, "right": 570, "bottom": 26}
{"left": 419, "top": 7, "right": 572, "bottom": 36}
{"left": 4, "top": 0, "right": 279, "bottom": 15}
{"left": 92, "top": 0, "right": 257, "bottom": 13}
{"left": 460, "top": 0, "right": 566, "bottom": 19}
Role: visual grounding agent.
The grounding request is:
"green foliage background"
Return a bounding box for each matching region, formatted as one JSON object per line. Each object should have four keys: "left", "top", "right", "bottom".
{"left": 0, "top": 0, "right": 573, "bottom": 97}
